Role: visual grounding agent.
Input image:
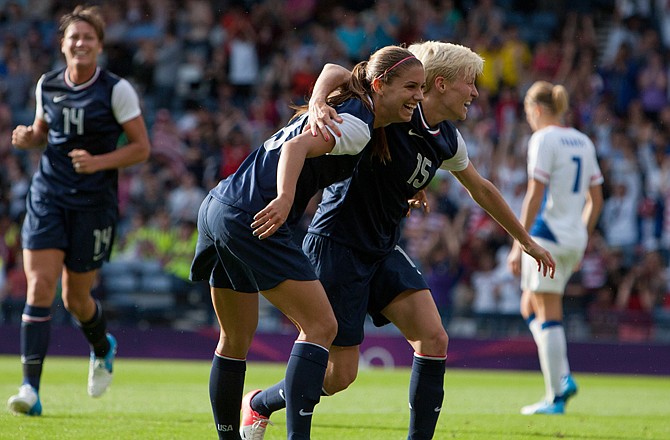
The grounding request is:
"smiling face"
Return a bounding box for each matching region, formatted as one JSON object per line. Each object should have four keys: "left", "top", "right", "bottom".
{"left": 61, "top": 20, "right": 102, "bottom": 74}
{"left": 372, "top": 64, "right": 425, "bottom": 127}
{"left": 439, "top": 70, "right": 478, "bottom": 121}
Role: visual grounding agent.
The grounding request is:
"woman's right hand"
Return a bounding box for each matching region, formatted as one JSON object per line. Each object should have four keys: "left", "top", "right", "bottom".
{"left": 307, "top": 97, "right": 343, "bottom": 142}
{"left": 12, "top": 125, "right": 35, "bottom": 149}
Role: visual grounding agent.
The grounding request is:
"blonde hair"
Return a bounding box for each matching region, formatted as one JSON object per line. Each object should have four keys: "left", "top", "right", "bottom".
{"left": 525, "top": 81, "right": 569, "bottom": 116}
{"left": 408, "top": 41, "right": 483, "bottom": 92}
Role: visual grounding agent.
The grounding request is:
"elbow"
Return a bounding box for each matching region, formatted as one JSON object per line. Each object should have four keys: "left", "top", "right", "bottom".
{"left": 136, "top": 143, "right": 151, "bottom": 163}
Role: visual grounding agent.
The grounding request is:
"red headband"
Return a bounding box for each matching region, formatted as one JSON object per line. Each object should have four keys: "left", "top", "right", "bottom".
{"left": 375, "top": 55, "right": 416, "bottom": 80}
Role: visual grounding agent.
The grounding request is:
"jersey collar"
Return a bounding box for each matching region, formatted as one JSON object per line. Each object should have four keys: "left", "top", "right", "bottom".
{"left": 416, "top": 102, "right": 441, "bottom": 136}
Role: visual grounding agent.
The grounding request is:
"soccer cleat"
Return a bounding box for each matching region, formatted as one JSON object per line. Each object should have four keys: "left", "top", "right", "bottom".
{"left": 521, "top": 375, "right": 578, "bottom": 415}
{"left": 240, "top": 389, "right": 273, "bottom": 440}
{"left": 557, "top": 374, "right": 578, "bottom": 403}
{"left": 521, "top": 399, "right": 565, "bottom": 415}
{"left": 88, "top": 333, "right": 117, "bottom": 398}
{"left": 7, "top": 384, "right": 42, "bottom": 416}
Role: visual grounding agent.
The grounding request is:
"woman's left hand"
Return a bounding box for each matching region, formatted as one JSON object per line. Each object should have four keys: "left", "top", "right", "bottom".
{"left": 406, "top": 189, "right": 430, "bottom": 217}
{"left": 251, "top": 196, "right": 292, "bottom": 239}
{"left": 69, "top": 149, "right": 97, "bottom": 174}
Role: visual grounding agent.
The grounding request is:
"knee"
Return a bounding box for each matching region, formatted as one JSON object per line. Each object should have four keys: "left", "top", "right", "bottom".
{"left": 304, "top": 314, "right": 337, "bottom": 347}
{"left": 61, "top": 294, "right": 88, "bottom": 319}
{"left": 419, "top": 328, "right": 449, "bottom": 357}
{"left": 217, "top": 329, "right": 256, "bottom": 358}
{"left": 324, "top": 364, "right": 357, "bottom": 394}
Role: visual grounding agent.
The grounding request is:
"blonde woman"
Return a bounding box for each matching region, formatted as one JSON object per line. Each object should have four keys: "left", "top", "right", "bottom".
{"left": 507, "top": 81, "right": 604, "bottom": 415}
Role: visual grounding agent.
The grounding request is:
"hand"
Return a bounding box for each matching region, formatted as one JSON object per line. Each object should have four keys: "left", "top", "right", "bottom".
{"left": 251, "top": 195, "right": 293, "bottom": 239}
{"left": 68, "top": 149, "right": 96, "bottom": 174}
{"left": 407, "top": 189, "right": 430, "bottom": 217}
{"left": 12, "top": 125, "right": 35, "bottom": 149}
{"left": 307, "top": 98, "right": 342, "bottom": 141}
{"left": 520, "top": 240, "right": 556, "bottom": 279}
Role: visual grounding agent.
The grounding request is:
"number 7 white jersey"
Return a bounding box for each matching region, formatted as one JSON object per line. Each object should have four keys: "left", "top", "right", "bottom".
{"left": 527, "top": 125, "right": 604, "bottom": 250}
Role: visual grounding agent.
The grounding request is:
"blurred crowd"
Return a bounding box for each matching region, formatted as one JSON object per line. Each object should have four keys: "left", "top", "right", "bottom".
{"left": 1, "top": 0, "right": 669, "bottom": 342}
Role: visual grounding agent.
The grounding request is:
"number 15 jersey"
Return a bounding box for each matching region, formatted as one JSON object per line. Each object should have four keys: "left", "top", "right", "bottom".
{"left": 308, "top": 102, "right": 470, "bottom": 257}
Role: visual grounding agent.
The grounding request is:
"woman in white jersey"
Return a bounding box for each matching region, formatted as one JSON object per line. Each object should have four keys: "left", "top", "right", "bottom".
{"left": 507, "top": 81, "right": 604, "bottom": 415}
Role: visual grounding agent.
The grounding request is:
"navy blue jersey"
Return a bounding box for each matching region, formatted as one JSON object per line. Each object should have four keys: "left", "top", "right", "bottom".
{"left": 30, "top": 67, "right": 142, "bottom": 209}
{"left": 308, "top": 103, "right": 470, "bottom": 256}
{"left": 209, "top": 98, "right": 376, "bottom": 228}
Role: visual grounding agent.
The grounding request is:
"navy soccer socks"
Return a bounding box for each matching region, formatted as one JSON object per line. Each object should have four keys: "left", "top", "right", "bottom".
{"left": 283, "top": 341, "right": 329, "bottom": 439}
{"left": 209, "top": 353, "right": 246, "bottom": 439}
{"left": 78, "top": 300, "right": 111, "bottom": 358}
{"left": 408, "top": 353, "right": 446, "bottom": 440}
{"left": 20, "top": 305, "right": 51, "bottom": 391}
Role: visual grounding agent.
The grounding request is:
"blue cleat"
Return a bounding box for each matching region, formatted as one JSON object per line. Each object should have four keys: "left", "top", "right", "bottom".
{"left": 557, "top": 374, "right": 578, "bottom": 403}
{"left": 522, "top": 374, "right": 578, "bottom": 415}
{"left": 521, "top": 399, "right": 565, "bottom": 415}
{"left": 88, "top": 333, "right": 117, "bottom": 397}
{"left": 8, "top": 384, "right": 42, "bottom": 416}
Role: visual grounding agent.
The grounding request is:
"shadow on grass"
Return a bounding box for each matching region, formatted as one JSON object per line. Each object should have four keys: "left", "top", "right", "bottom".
{"left": 315, "top": 422, "right": 638, "bottom": 440}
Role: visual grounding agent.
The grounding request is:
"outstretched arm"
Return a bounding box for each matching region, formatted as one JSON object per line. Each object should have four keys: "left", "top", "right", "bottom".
{"left": 451, "top": 163, "right": 555, "bottom": 278}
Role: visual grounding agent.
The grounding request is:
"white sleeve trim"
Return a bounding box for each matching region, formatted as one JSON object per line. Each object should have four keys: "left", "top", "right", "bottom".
{"left": 439, "top": 129, "right": 470, "bottom": 171}
{"left": 111, "top": 79, "right": 142, "bottom": 124}
{"left": 35, "top": 75, "right": 46, "bottom": 122}
{"left": 328, "top": 112, "right": 372, "bottom": 156}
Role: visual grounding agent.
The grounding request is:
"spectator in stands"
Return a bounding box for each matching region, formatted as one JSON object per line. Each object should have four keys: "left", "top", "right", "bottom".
{"left": 167, "top": 171, "right": 207, "bottom": 225}
{"left": 1, "top": 250, "right": 26, "bottom": 324}
{"left": 616, "top": 249, "right": 668, "bottom": 341}
{"left": 600, "top": 179, "right": 640, "bottom": 268}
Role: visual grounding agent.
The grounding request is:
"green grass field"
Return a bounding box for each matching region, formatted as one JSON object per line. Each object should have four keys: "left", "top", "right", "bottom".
{"left": 0, "top": 355, "right": 668, "bottom": 439}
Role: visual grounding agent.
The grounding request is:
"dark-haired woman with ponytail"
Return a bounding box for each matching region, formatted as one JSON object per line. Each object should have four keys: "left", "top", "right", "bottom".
{"left": 189, "top": 45, "right": 424, "bottom": 439}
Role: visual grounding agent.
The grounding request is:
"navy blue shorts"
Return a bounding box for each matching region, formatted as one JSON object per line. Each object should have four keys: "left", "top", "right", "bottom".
{"left": 368, "top": 245, "right": 429, "bottom": 326}
{"left": 303, "top": 233, "right": 429, "bottom": 346}
{"left": 190, "top": 195, "right": 317, "bottom": 292}
{"left": 21, "top": 191, "right": 117, "bottom": 273}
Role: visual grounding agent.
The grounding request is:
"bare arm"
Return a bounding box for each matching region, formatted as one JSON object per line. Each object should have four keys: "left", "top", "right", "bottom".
{"left": 505, "top": 175, "right": 548, "bottom": 276}
{"left": 308, "top": 63, "right": 350, "bottom": 140}
{"left": 451, "top": 163, "right": 555, "bottom": 277}
{"left": 583, "top": 184, "right": 604, "bottom": 235}
{"left": 251, "top": 130, "right": 336, "bottom": 239}
{"left": 69, "top": 115, "right": 151, "bottom": 174}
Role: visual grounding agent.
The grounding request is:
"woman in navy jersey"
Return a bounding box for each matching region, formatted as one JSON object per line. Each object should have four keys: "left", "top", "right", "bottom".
{"left": 189, "top": 45, "right": 424, "bottom": 440}
{"left": 242, "top": 41, "right": 556, "bottom": 440}
{"left": 7, "top": 6, "right": 150, "bottom": 417}
{"left": 507, "top": 81, "right": 603, "bottom": 415}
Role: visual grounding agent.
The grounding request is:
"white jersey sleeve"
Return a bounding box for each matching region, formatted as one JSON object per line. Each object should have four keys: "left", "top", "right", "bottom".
{"left": 111, "top": 78, "right": 142, "bottom": 124}
{"left": 328, "top": 112, "right": 372, "bottom": 156}
{"left": 34, "top": 75, "right": 46, "bottom": 122}
{"left": 439, "top": 129, "right": 470, "bottom": 171}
